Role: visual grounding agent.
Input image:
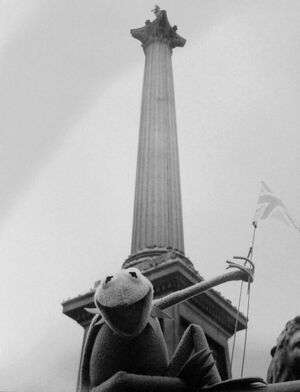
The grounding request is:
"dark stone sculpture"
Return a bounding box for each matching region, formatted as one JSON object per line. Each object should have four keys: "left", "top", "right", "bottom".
{"left": 267, "top": 316, "right": 300, "bottom": 383}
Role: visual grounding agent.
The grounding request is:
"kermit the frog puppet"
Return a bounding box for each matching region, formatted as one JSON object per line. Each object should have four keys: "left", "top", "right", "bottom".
{"left": 79, "top": 263, "right": 253, "bottom": 392}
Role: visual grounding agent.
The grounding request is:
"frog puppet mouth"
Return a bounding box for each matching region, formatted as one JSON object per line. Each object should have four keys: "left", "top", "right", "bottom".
{"left": 96, "top": 289, "right": 152, "bottom": 338}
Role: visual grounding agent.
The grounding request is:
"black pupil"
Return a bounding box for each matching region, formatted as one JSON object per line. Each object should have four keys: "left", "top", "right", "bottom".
{"left": 105, "top": 276, "right": 113, "bottom": 284}
{"left": 129, "top": 271, "right": 137, "bottom": 278}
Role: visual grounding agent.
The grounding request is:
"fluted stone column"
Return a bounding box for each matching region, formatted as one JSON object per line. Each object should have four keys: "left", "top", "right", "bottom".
{"left": 129, "top": 10, "right": 186, "bottom": 260}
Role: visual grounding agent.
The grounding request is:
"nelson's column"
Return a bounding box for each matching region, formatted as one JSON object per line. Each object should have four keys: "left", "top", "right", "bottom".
{"left": 62, "top": 8, "right": 247, "bottom": 382}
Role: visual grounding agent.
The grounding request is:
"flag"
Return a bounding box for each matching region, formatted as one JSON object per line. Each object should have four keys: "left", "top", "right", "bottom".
{"left": 253, "top": 181, "right": 300, "bottom": 231}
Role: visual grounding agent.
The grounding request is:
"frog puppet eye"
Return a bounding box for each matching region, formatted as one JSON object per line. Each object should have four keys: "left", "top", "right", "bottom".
{"left": 129, "top": 271, "right": 138, "bottom": 279}
{"left": 105, "top": 275, "right": 114, "bottom": 284}
{"left": 127, "top": 268, "right": 141, "bottom": 280}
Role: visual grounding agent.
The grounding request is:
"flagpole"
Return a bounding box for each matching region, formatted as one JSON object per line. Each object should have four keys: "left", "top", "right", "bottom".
{"left": 230, "top": 221, "right": 257, "bottom": 377}
{"left": 248, "top": 221, "right": 257, "bottom": 261}
{"left": 240, "top": 220, "right": 257, "bottom": 377}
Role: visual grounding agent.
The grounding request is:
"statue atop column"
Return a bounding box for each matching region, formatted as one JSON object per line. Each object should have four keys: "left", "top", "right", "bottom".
{"left": 131, "top": 7, "right": 186, "bottom": 50}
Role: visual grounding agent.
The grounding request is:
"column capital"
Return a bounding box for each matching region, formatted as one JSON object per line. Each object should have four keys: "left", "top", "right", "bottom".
{"left": 131, "top": 9, "right": 186, "bottom": 50}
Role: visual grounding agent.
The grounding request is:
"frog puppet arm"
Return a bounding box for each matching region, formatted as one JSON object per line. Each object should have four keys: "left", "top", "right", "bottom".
{"left": 79, "top": 261, "right": 254, "bottom": 392}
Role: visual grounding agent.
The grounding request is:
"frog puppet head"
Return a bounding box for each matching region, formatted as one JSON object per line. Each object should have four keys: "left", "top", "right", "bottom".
{"left": 94, "top": 268, "right": 154, "bottom": 339}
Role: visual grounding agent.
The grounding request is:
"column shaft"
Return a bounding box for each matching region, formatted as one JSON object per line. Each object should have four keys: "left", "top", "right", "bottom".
{"left": 131, "top": 40, "right": 184, "bottom": 255}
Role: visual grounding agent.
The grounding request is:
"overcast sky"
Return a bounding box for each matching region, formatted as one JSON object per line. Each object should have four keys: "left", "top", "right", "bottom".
{"left": 0, "top": 1, "right": 300, "bottom": 391}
